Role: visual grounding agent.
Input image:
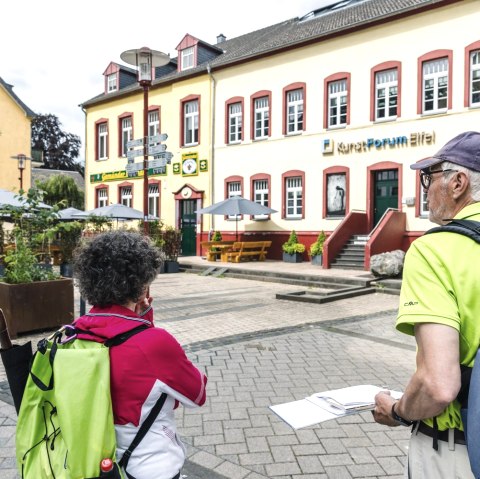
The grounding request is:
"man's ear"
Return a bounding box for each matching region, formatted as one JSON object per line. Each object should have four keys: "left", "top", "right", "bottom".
{"left": 451, "top": 171, "right": 469, "bottom": 199}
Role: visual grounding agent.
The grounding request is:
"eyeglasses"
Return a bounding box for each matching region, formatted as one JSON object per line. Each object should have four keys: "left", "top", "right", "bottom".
{"left": 420, "top": 169, "right": 458, "bottom": 190}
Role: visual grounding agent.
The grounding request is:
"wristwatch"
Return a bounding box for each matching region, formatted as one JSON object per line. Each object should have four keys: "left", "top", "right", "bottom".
{"left": 391, "top": 402, "right": 414, "bottom": 427}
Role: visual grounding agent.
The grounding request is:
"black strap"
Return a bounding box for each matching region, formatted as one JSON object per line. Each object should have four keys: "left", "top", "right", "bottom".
{"left": 118, "top": 392, "right": 168, "bottom": 471}
{"left": 104, "top": 325, "right": 149, "bottom": 347}
{"left": 425, "top": 219, "right": 480, "bottom": 243}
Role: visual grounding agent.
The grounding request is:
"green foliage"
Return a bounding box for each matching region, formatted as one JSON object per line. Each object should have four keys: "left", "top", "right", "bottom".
{"left": 147, "top": 220, "right": 166, "bottom": 249}
{"left": 52, "top": 221, "right": 83, "bottom": 263}
{"left": 83, "top": 215, "right": 113, "bottom": 234}
{"left": 35, "top": 174, "right": 84, "bottom": 209}
{"left": 212, "top": 230, "right": 222, "bottom": 241}
{"left": 282, "top": 230, "right": 306, "bottom": 255}
{"left": 310, "top": 231, "right": 327, "bottom": 257}
{"left": 160, "top": 226, "right": 182, "bottom": 262}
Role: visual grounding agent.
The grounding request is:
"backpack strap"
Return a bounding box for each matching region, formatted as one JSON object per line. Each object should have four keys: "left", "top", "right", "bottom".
{"left": 118, "top": 392, "right": 168, "bottom": 472}
{"left": 424, "top": 219, "right": 480, "bottom": 243}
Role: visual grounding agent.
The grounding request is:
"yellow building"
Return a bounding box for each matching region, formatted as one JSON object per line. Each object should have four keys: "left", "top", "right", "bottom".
{"left": 0, "top": 77, "right": 36, "bottom": 192}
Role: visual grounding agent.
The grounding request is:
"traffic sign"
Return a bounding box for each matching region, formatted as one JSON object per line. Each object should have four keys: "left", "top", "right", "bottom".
{"left": 154, "top": 151, "right": 174, "bottom": 161}
{"left": 127, "top": 148, "right": 145, "bottom": 159}
{"left": 149, "top": 133, "right": 168, "bottom": 144}
{"left": 148, "top": 144, "right": 167, "bottom": 155}
{"left": 126, "top": 138, "right": 144, "bottom": 148}
{"left": 125, "top": 162, "right": 143, "bottom": 172}
{"left": 149, "top": 158, "right": 167, "bottom": 168}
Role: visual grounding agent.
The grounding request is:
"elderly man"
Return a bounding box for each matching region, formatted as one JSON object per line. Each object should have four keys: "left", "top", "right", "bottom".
{"left": 373, "top": 131, "right": 480, "bottom": 478}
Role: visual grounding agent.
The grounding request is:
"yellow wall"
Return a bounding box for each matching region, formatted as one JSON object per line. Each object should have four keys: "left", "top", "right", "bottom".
{"left": 0, "top": 84, "right": 33, "bottom": 192}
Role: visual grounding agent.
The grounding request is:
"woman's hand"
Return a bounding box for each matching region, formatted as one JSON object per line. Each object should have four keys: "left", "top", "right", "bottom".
{"left": 135, "top": 295, "right": 153, "bottom": 315}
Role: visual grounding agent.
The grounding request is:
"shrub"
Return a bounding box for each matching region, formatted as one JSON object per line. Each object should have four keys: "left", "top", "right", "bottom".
{"left": 310, "top": 231, "right": 327, "bottom": 257}
{"left": 282, "top": 230, "right": 306, "bottom": 255}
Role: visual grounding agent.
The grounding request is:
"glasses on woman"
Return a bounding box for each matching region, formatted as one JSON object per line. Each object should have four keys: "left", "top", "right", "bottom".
{"left": 420, "top": 169, "right": 458, "bottom": 190}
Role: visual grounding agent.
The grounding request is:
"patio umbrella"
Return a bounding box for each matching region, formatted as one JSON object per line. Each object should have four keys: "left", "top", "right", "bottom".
{"left": 72, "top": 203, "right": 145, "bottom": 221}
{"left": 0, "top": 309, "right": 32, "bottom": 414}
{"left": 0, "top": 189, "right": 52, "bottom": 210}
{"left": 196, "top": 196, "right": 277, "bottom": 240}
{"left": 57, "top": 207, "right": 84, "bottom": 220}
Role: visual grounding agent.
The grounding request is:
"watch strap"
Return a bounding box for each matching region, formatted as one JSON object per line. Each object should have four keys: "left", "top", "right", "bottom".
{"left": 391, "top": 402, "right": 414, "bottom": 427}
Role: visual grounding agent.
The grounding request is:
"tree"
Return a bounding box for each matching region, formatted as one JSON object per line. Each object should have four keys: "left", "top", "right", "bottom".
{"left": 36, "top": 175, "right": 84, "bottom": 209}
{"left": 31, "top": 114, "right": 82, "bottom": 172}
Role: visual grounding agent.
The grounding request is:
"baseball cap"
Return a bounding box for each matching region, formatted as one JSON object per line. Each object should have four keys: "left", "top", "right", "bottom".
{"left": 410, "top": 131, "right": 480, "bottom": 172}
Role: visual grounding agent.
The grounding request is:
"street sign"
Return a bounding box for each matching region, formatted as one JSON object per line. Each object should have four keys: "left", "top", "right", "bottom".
{"left": 149, "top": 158, "right": 167, "bottom": 168}
{"left": 149, "top": 133, "right": 168, "bottom": 144}
{"left": 154, "top": 151, "right": 174, "bottom": 162}
{"left": 126, "top": 138, "right": 144, "bottom": 148}
{"left": 148, "top": 144, "right": 167, "bottom": 155}
{"left": 127, "top": 148, "right": 145, "bottom": 159}
{"left": 125, "top": 162, "right": 143, "bottom": 172}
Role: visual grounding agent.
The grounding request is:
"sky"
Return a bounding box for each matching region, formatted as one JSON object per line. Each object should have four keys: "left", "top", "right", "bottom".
{"left": 0, "top": 0, "right": 332, "bottom": 161}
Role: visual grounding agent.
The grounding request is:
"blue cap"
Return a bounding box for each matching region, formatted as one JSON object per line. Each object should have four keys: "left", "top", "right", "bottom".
{"left": 411, "top": 131, "right": 480, "bottom": 172}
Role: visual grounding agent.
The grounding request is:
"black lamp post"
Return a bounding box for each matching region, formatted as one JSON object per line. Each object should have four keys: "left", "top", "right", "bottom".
{"left": 120, "top": 47, "right": 170, "bottom": 234}
{"left": 10, "top": 154, "right": 27, "bottom": 190}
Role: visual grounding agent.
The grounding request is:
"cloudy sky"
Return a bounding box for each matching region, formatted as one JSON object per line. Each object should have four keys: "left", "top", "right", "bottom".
{"left": 1, "top": 0, "right": 332, "bottom": 160}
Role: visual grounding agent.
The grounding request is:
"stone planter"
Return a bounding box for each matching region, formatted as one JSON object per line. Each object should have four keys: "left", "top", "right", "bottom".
{"left": 59, "top": 263, "right": 74, "bottom": 278}
{"left": 310, "top": 254, "right": 323, "bottom": 266}
{"left": 282, "top": 252, "right": 303, "bottom": 263}
{"left": 0, "top": 278, "right": 74, "bottom": 338}
{"left": 164, "top": 261, "right": 180, "bottom": 273}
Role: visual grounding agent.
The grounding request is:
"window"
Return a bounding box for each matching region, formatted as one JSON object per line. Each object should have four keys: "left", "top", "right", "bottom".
{"left": 121, "top": 117, "right": 133, "bottom": 157}
{"left": 184, "top": 100, "right": 199, "bottom": 146}
{"left": 253, "top": 179, "right": 269, "bottom": 220}
{"left": 254, "top": 97, "right": 269, "bottom": 139}
{"left": 326, "top": 174, "right": 346, "bottom": 217}
{"left": 375, "top": 69, "right": 398, "bottom": 120}
{"left": 228, "top": 181, "right": 241, "bottom": 219}
{"left": 148, "top": 110, "right": 159, "bottom": 138}
{"left": 328, "top": 80, "right": 347, "bottom": 127}
{"left": 97, "top": 188, "right": 108, "bottom": 208}
{"left": 420, "top": 187, "right": 429, "bottom": 216}
{"left": 229, "top": 103, "right": 242, "bottom": 143}
{"left": 148, "top": 184, "right": 160, "bottom": 218}
{"left": 96, "top": 122, "right": 108, "bottom": 161}
{"left": 120, "top": 186, "right": 132, "bottom": 208}
{"left": 181, "top": 47, "right": 194, "bottom": 71}
{"left": 107, "top": 74, "right": 117, "bottom": 93}
{"left": 286, "top": 89, "right": 304, "bottom": 134}
{"left": 423, "top": 58, "right": 448, "bottom": 113}
{"left": 470, "top": 50, "right": 480, "bottom": 106}
{"left": 285, "top": 177, "right": 303, "bottom": 218}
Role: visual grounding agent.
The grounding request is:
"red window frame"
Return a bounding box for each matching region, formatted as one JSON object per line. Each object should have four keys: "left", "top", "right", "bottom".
{"left": 370, "top": 61, "right": 402, "bottom": 122}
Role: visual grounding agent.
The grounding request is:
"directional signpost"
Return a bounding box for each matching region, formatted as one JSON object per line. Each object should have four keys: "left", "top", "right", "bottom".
{"left": 124, "top": 133, "right": 173, "bottom": 174}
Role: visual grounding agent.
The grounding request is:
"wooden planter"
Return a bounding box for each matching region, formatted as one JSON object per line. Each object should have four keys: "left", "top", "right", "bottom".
{"left": 283, "top": 252, "right": 303, "bottom": 263}
{"left": 0, "top": 278, "right": 74, "bottom": 338}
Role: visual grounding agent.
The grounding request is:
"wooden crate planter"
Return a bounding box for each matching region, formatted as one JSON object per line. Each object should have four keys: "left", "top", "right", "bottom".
{"left": 0, "top": 278, "right": 74, "bottom": 338}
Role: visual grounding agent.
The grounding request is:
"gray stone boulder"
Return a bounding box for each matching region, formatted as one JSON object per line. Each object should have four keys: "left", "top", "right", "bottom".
{"left": 370, "top": 249, "right": 405, "bottom": 277}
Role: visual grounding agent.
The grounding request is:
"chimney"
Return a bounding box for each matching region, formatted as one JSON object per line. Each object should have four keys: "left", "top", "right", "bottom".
{"left": 216, "top": 33, "right": 226, "bottom": 44}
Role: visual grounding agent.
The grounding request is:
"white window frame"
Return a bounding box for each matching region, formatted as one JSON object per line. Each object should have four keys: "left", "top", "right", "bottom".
{"left": 422, "top": 58, "right": 448, "bottom": 114}
{"left": 107, "top": 73, "right": 117, "bottom": 93}
{"left": 287, "top": 89, "right": 304, "bottom": 134}
{"left": 254, "top": 97, "right": 269, "bottom": 139}
{"left": 286, "top": 177, "right": 303, "bottom": 219}
{"left": 470, "top": 50, "right": 480, "bottom": 107}
{"left": 148, "top": 184, "right": 160, "bottom": 218}
{"left": 228, "top": 181, "right": 241, "bottom": 219}
{"left": 328, "top": 79, "right": 347, "bottom": 128}
{"left": 97, "top": 123, "right": 108, "bottom": 160}
{"left": 375, "top": 69, "right": 398, "bottom": 121}
{"left": 181, "top": 47, "right": 194, "bottom": 71}
{"left": 97, "top": 188, "right": 108, "bottom": 208}
{"left": 253, "top": 179, "right": 269, "bottom": 220}
{"left": 148, "top": 110, "right": 159, "bottom": 139}
{"left": 120, "top": 186, "right": 132, "bottom": 208}
{"left": 420, "top": 186, "right": 429, "bottom": 216}
{"left": 121, "top": 117, "right": 133, "bottom": 157}
{"left": 229, "top": 103, "right": 242, "bottom": 143}
{"left": 184, "top": 100, "right": 199, "bottom": 146}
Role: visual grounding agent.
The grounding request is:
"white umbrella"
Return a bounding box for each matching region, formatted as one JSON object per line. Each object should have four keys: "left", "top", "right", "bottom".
{"left": 57, "top": 207, "right": 84, "bottom": 220}
{"left": 0, "top": 189, "right": 52, "bottom": 210}
{"left": 196, "top": 196, "right": 277, "bottom": 240}
{"left": 73, "top": 203, "right": 145, "bottom": 220}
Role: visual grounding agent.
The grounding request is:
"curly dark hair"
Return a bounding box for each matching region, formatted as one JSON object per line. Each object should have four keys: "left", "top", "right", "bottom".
{"left": 73, "top": 231, "right": 163, "bottom": 307}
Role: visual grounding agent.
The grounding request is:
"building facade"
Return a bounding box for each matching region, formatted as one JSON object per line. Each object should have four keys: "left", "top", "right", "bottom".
{"left": 82, "top": 0, "right": 479, "bottom": 266}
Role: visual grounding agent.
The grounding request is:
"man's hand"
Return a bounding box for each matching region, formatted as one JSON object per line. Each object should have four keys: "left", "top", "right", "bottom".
{"left": 372, "top": 391, "right": 399, "bottom": 427}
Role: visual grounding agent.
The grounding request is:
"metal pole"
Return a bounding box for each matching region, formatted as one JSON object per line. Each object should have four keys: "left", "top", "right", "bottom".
{"left": 143, "top": 83, "right": 149, "bottom": 235}
{"left": 19, "top": 168, "right": 23, "bottom": 191}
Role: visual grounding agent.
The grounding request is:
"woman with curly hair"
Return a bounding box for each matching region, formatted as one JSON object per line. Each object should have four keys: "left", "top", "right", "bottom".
{"left": 73, "top": 230, "right": 207, "bottom": 479}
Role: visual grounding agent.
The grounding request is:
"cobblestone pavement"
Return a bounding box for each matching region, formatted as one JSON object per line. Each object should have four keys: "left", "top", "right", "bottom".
{"left": 0, "top": 271, "right": 414, "bottom": 478}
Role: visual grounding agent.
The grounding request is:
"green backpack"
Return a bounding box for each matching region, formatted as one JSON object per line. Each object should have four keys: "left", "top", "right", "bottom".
{"left": 16, "top": 324, "right": 166, "bottom": 479}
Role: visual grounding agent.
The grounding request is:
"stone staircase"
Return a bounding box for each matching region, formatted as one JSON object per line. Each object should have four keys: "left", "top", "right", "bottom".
{"left": 330, "top": 234, "right": 368, "bottom": 270}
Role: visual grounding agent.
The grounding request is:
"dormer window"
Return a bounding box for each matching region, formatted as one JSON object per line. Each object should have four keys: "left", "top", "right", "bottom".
{"left": 181, "top": 47, "right": 194, "bottom": 71}
{"left": 107, "top": 73, "right": 118, "bottom": 93}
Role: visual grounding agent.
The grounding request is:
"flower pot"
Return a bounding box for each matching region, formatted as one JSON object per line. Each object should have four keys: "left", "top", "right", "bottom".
{"left": 60, "top": 263, "right": 74, "bottom": 278}
{"left": 283, "top": 252, "right": 303, "bottom": 263}
{"left": 0, "top": 278, "right": 74, "bottom": 338}
{"left": 164, "top": 260, "right": 180, "bottom": 273}
{"left": 311, "top": 254, "right": 323, "bottom": 266}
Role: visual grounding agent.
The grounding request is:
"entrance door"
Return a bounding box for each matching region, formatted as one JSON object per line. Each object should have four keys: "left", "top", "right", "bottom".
{"left": 180, "top": 199, "right": 196, "bottom": 256}
{"left": 374, "top": 169, "right": 398, "bottom": 225}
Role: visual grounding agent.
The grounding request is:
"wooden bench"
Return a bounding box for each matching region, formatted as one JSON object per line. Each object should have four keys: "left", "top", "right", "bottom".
{"left": 200, "top": 241, "right": 235, "bottom": 261}
{"left": 223, "top": 241, "right": 272, "bottom": 263}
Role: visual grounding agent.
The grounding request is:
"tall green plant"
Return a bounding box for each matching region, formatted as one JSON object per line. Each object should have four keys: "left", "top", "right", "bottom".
{"left": 282, "top": 230, "right": 305, "bottom": 255}
{"left": 310, "top": 231, "right": 327, "bottom": 257}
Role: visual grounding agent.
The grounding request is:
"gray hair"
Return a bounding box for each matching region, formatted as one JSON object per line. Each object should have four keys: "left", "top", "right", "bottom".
{"left": 441, "top": 161, "right": 480, "bottom": 201}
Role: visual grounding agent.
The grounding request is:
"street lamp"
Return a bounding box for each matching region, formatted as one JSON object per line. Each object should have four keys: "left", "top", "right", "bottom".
{"left": 10, "top": 154, "right": 28, "bottom": 191}
{"left": 120, "top": 47, "right": 170, "bottom": 234}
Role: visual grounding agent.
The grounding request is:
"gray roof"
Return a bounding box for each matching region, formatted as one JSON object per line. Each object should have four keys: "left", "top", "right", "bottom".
{"left": 81, "top": 0, "right": 455, "bottom": 107}
{"left": 0, "top": 77, "right": 36, "bottom": 118}
{"left": 32, "top": 168, "right": 85, "bottom": 191}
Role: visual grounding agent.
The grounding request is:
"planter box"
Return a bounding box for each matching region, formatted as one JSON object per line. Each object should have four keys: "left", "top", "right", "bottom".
{"left": 311, "top": 254, "right": 323, "bottom": 266}
{"left": 0, "top": 278, "right": 74, "bottom": 338}
{"left": 283, "top": 252, "right": 303, "bottom": 263}
{"left": 164, "top": 261, "right": 180, "bottom": 274}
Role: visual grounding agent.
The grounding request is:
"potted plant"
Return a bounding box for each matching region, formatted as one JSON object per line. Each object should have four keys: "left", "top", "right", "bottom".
{"left": 282, "top": 230, "right": 305, "bottom": 263}
{"left": 53, "top": 221, "right": 84, "bottom": 277}
{"left": 160, "top": 226, "right": 182, "bottom": 273}
{"left": 309, "top": 230, "right": 326, "bottom": 266}
{"left": 209, "top": 230, "right": 223, "bottom": 261}
{"left": 0, "top": 188, "right": 74, "bottom": 338}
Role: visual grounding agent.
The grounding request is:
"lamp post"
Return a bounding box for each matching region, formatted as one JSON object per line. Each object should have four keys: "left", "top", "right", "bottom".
{"left": 120, "top": 47, "right": 170, "bottom": 234}
{"left": 10, "top": 154, "right": 28, "bottom": 190}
